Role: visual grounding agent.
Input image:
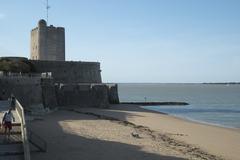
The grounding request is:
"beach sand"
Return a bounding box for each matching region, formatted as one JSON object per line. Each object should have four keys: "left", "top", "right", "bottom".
{"left": 29, "top": 104, "right": 240, "bottom": 160}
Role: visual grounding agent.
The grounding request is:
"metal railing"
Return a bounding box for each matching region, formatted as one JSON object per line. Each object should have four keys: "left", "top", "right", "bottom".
{"left": 15, "top": 99, "right": 31, "bottom": 160}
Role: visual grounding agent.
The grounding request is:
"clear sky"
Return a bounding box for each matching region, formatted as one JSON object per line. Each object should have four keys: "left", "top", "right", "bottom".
{"left": 0, "top": 0, "right": 240, "bottom": 83}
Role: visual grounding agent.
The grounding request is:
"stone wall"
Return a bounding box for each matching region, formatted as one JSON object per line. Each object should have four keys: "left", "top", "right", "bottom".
{"left": 0, "top": 76, "right": 44, "bottom": 110}
{"left": 55, "top": 84, "right": 109, "bottom": 108}
{"left": 30, "top": 19, "right": 65, "bottom": 61}
{"left": 30, "top": 60, "right": 102, "bottom": 83}
{"left": 41, "top": 78, "right": 58, "bottom": 109}
{"left": 31, "top": 28, "right": 38, "bottom": 60}
{"left": 107, "top": 84, "right": 120, "bottom": 104}
{"left": 0, "top": 76, "right": 114, "bottom": 110}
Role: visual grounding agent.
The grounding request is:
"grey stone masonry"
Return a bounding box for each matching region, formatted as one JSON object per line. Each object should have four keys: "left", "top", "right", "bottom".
{"left": 30, "top": 19, "right": 65, "bottom": 61}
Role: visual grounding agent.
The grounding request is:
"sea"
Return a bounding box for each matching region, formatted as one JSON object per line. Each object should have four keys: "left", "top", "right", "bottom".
{"left": 118, "top": 83, "right": 240, "bottom": 129}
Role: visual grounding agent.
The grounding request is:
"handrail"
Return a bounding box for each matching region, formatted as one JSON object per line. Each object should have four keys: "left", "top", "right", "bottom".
{"left": 15, "top": 99, "right": 31, "bottom": 160}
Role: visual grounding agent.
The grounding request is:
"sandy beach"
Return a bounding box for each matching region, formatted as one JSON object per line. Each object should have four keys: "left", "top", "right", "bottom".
{"left": 29, "top": 104, "right": 240, "bottom": 160}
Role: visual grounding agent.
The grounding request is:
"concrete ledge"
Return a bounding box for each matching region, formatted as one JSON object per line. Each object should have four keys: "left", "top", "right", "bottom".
{"left": 121, "top": 102, "right": 189, "bottom": 106}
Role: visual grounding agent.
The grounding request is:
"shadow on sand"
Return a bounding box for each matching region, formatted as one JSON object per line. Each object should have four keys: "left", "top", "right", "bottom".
{"left": 29, "top": 109, "right": 186, "bottom": 160}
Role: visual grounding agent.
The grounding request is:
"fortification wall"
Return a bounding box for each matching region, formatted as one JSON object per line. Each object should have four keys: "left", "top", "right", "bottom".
{"left": 41, "top": 78, "right": 58, "bottom": 109}
{"left": 0, "top": 76, "right": 43, "bottom": 110}
{"left": 30, "top": 60, "right": 102, "bottom": 83}
{"left": 55, "top": 84, "right": 109, "bottom": 108}
{"left": 0, "top": 71, "right": 118, "bottom": 110}
{"left": 0, "top": 76, "right": 113, "bottom": 110}
{"left": 107, "top": 84, "right": 120, "bottom": 104}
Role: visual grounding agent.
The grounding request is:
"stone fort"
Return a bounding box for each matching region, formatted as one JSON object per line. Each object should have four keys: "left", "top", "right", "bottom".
{"left": 31, "top": 19, "right": 65, "bottom": 61}
{"left": 0, "top": 20, "right": 119, "bottom": 111}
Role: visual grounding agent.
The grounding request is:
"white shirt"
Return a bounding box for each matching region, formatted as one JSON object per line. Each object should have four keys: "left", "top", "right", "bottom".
{"left": 3, "top": 112, "right": 15, "bottom": 122}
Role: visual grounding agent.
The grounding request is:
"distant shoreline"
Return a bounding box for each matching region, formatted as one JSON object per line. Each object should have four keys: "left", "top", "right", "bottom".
{"left": 202, "top": 82, "right": 240, "bottom": 85}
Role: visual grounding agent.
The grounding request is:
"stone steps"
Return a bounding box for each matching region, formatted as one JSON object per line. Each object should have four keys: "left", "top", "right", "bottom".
{"left": 0, "top": 154, "right": 24, "bottom": 160}
{"left": 0, "top": 143, "right": 23, "bottom": 155}
{"left": 0, "top": 131, "right": 21, "bottom": 136}
{"left": 0, "top": 101, "right": 25, "bottom": 160}
{"left": 0, "top": 128, "right": 22, "bottom": 136}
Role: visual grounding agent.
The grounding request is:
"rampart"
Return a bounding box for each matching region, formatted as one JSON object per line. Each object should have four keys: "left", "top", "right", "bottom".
{"left": 55, "top": 83, "right": 109, "bottom": 108}
{"left": 107, "top": 84, "right": 120, "bottom": 104}
{"left": 0, "top": 75, "right": 44, "bottom": 110}
{"left": 0, "top": 57, "right": 119, "bottom": 110}
{"left": 0, "top": 74, "right": 118, "bottom": 110}
{"left": 30, "top": 60, "right": 102, "bottom": 83}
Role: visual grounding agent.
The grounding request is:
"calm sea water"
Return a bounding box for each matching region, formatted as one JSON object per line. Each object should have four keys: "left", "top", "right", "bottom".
{"left": 118, "top": 83, "right": 240, "bottom": 129}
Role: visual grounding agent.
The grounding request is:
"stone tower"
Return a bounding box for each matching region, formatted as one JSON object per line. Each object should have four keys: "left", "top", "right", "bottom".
{"left": 30, "top": 19, "right": 65, "bottom": 61}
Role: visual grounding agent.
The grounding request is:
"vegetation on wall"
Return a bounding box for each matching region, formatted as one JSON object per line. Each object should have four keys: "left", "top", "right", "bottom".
{"left": 0, "top": 58, "right": 35, "bottom": 73}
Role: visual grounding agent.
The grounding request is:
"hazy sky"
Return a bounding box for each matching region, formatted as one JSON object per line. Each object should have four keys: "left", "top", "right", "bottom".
{"left": 0, "top": 0, "right": 240, "bottom": 83}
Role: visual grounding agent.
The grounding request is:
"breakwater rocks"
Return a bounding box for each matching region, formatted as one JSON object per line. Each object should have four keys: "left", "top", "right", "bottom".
{"left": 121, "top": 102, "right": 189, "bottom": 106}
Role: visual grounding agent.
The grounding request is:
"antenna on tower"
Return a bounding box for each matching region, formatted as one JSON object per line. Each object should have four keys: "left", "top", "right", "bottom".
{"left": 46, "top": 0, "right": 50, "bottom": 24}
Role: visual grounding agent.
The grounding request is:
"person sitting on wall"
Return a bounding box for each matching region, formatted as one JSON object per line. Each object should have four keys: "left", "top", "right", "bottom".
{"left": 1, "top": 108, "right": 15, "bottom": 140}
